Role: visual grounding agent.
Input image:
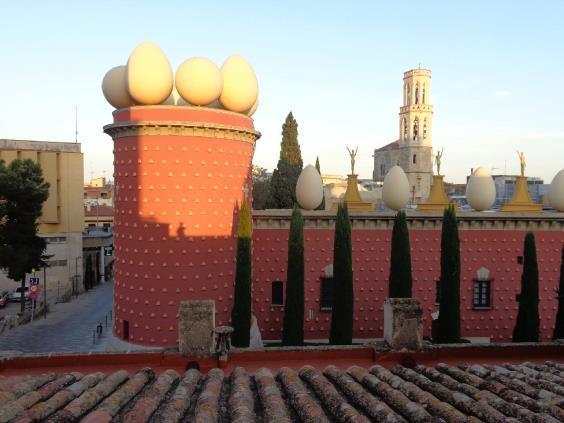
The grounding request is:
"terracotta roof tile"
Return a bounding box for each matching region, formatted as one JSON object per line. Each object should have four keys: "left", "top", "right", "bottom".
{"left": 1, "top": 360, "right": 564, "bottom": 422}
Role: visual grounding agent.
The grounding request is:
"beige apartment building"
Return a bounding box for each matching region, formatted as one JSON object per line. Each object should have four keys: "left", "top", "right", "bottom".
{"left": 0, "top": 139, "right": 84, "bottom": 296}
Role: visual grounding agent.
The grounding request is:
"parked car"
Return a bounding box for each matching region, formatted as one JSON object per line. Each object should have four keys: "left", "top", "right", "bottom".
{"left": 8, "top": 286, "right": 30, "bottom": 303}
{"left": 0, "top": 291, "right": 8, "bottom": 308}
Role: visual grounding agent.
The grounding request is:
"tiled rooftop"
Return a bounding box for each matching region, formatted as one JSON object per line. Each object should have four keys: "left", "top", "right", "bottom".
{"left": 1, "top": 360, "right": 563, "bottom": 422}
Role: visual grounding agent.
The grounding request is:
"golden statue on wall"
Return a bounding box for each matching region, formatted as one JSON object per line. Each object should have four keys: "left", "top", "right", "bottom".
{"left": 434, "top": 148, "right": 444, "bottom": 175}
{"left": 346, "top": 146, "right": 358, "bottom": 175}
{"left": 517, "top": 150, "right": 526, "bottom": 177}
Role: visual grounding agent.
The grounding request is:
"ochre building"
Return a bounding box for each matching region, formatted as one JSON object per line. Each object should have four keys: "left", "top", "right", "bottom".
{"left": 0, "top": 139, "right": 84, "bottom": 295}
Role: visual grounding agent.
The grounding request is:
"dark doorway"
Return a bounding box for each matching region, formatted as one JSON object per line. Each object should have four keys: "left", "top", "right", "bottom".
{"left": 123, "top": 320, "right": 130, "bottom": 341}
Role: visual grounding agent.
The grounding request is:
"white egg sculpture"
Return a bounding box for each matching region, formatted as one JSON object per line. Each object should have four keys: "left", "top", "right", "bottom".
{"left": 175, "top": 57, "right": 223, "bottom": 106}
{"left": 382, "top": 166, "right": 410, "bottom": 210}
{"left": 466, "top": 167, "right": 496, "bottom": 211}
{"left": 161, "top": 86, "right": 189, "bottom": 106}
{"left": 101, "top": 65, "right": 134, "bottom": 109}
{"left": 246, "top": 98, "right": 259, "bottom": 117}
{"left": 296, "top": 165, "right": 324, "bottom": 210}
{"left": 126, "top": 42, "right": 173, "bottom": 105}
{"left": 219, "top": 54, "right": 258, "bottom": 113}
{"left": 549, "top": 169, "right": 564, "bottom": 211}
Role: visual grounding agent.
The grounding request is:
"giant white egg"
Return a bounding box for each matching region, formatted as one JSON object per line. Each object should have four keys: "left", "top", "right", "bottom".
{"left": 246, "top": 98, "right": 259, "bottom": 117}
{"left": 382, "top": 166, "right": 410, "bottom": 210}
{"left": 466, "top": 167, "right": 496, "bottom": 211}
{"left": 296, "top": 165, "right": 323, "bottom": 210}
{"left": 126, "top": 42, "right": 173, "bottom": 105}
{"left": 549, "top": 169, "right": 564, "bottom": 211}
{"left": 219, "top": 55, "right": 258, "bottom": 113}
{"left": 175, "top": 57, "right": 222, "bottom": 106}
{"left": 101, "top": 65, "right": 134, "bottom": 109}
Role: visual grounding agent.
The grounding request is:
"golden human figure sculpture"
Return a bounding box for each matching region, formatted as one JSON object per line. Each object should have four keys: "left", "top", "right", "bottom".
{"left": 346, "top": 146, "right": 358, "bottom": 175}
{"left": 434, "top": 148, "right": 444, "bottom": 175}
{"left": 517, "top": 150, "right": 526, "bottom": 177}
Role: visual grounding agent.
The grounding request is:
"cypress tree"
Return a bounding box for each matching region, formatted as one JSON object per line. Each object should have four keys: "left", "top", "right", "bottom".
{"left": 266, "top": 112, "right": 303, "bottom": 209}
{"left": 436, "top": 205, "right": 461, "bottom": 343}
{"left": 388, "top": 210, "right": 412, "bottom": 298}
{"left": 230, "top": 199, "right": 253, "bottom": 347}
{"left": 282, "top": 207, "right": 304, "bottom": 345}
{"left": 513, "top": 232, "right": 540, "bottom": 342}
{"left": 330, "top": 203, "right": 354, "bottom": 345}
{"left": 315, "top": 156, "right": 326, "bottom": 210}
{"left": 553, "top": 246, "right": 564, "bottom": 340}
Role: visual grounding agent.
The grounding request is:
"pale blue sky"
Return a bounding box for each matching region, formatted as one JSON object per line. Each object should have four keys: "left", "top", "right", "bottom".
{"left": 0, "top": 1, "right": 562, "bottom": 183}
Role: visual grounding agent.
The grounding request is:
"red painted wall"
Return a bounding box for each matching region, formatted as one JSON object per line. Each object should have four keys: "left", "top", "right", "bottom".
{"left": 111, "top": 107, "right": 255, "bottom": 346}
{"left": 253, "top": 228, "right": 562, "bottom": 342}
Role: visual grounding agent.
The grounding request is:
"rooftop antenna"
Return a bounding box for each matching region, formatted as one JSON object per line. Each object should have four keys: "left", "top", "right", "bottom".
{"left": 74, "top": 106, "right": 78, "bottom": 143}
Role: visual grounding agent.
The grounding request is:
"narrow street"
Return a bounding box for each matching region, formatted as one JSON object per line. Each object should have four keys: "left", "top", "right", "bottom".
{"left": 0, "top": 281, "right": 151, "bottom": 354}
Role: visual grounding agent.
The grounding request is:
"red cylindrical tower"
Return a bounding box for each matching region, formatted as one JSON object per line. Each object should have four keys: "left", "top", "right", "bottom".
{"left": 104, "top": 106, "right": 260, "bottom": 347}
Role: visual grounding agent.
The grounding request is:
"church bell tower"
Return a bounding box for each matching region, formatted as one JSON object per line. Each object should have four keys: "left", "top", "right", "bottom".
{"left": 399, "top": 68, "right": 433, "bottom": 202}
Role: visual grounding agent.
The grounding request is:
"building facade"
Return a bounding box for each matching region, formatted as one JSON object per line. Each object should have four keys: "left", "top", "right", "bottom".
{"left": 0, "top": 139, "right": 84, "bottom": 295}
{"left": 373, "top": 68, "right": 434, "bottom": 203}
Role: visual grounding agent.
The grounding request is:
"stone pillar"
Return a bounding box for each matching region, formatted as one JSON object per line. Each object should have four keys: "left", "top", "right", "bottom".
{"left": 384, "top": 298, "right": 423, "bottom": 351}
{"left": 178, "top": 300, "right": 215, "bottom": 357}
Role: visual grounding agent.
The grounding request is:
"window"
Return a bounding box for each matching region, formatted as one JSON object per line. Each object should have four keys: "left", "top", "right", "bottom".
{"left": 413, "top": 118, "right": 419, "bottom": 141}
{"left": 473, "top": 279, "right": 491, "bottom": 308}
{"left": 517, "top": 255, "right": 524, "bottom": 264}
{"left": 48, "top": 259, "right": 68, "bottom": 267}
{"left": 271, "top": 281, "right": 283, "bottom": 306}
{"left": 403, "top": 118, "right": 407, "bottom": 141}
{"left": 435, "top": 280, "right": 441, "bottom": 304}
{"left": 415, "top": 85, "right": 419, "bottom": 104}
{"left": 422, "top": 86, "right": 426, "bottom": 104}
{"left": 423, "top": 119, "right": 427, "bottom": 141}
{"left": 413, "top": 154, "right": 417, "bottom": 164}
{"left": 320, "top": 277, "right": 334, "bottom": 310}
{"left": 380, "top": 163, "right": 386, "bottom": 177}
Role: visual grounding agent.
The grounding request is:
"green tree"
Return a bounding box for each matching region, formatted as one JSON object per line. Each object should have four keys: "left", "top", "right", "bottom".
{"left": 330, "top": 203, "right": 354, "bottom": 345}
{"left": 266, "top": 112, "right": 303, "bottom": 209}
{"left": 251, "top": 166, "right": 271, "bottom": 210}
{"left": 388, "top": 211, "right": 412, "bottom": 298}
{"left": 513, "top": 232, "right": 540, "bottom": 342}
{"left": 282, "top": 207, "right": 304, "bottom": 345}
{"left": 0, "top": 159, "right": 49, "bottom": 313}
{"left": 436, "top": 205, "right": 461, "bottom": 343}
{"left": 230, "top": 199, "right": 253, "bottom": 347}
{"left": 315, "top": 157, "right": 325, "bottom": 210}
{"left": 553, "top": 246, "right": 564, "bottom": 340}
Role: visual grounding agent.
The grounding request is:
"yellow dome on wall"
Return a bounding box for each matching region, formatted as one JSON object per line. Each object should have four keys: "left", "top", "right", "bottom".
{"left": 126, "top": 42, "right": 173, "bottom": 105}
{"left": 175, "top": 58, "right": 222, "bottom": 106}
{"left": 219, "top": 55, "right": 258, "bottom": 113}
{"left": 101, "top": 65, "right": 134, "bottom": 109}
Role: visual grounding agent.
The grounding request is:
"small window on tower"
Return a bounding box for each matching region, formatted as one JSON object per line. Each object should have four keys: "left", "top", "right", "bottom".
{"left": 413, "top": 154, "right": 417, "bottom": 164}
{"left": 320, "top": 277, "right": 334, "bottom": 310}
{"left": 271, "top": 281, "right": 284, "bottom": 306}
{"left": 423, "top": 119, "right": 427, "bottom": 141}
{"left": 413, "top": 118, "right": 419, "bottom": 141}
{"left": 403, "top": 118, "right": 408, "bottom": 141}
{"left": 422, "top": 85, "right": 426, "bottom": 104}
{"left": 415, "top": 86, "right": 419, "bottom": 104}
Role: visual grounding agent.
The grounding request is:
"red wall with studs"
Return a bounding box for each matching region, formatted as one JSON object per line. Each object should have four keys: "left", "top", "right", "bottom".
{"left": 109, "top": 107, "right": 257, "bottom": 346}
{"left": 253, "top": 228, "right": 562, "bottom": 343}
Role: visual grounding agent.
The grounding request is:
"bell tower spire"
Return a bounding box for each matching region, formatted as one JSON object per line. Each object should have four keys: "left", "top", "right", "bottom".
{"left": 399, "top": 68, "right": 433, "bottom": 202}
